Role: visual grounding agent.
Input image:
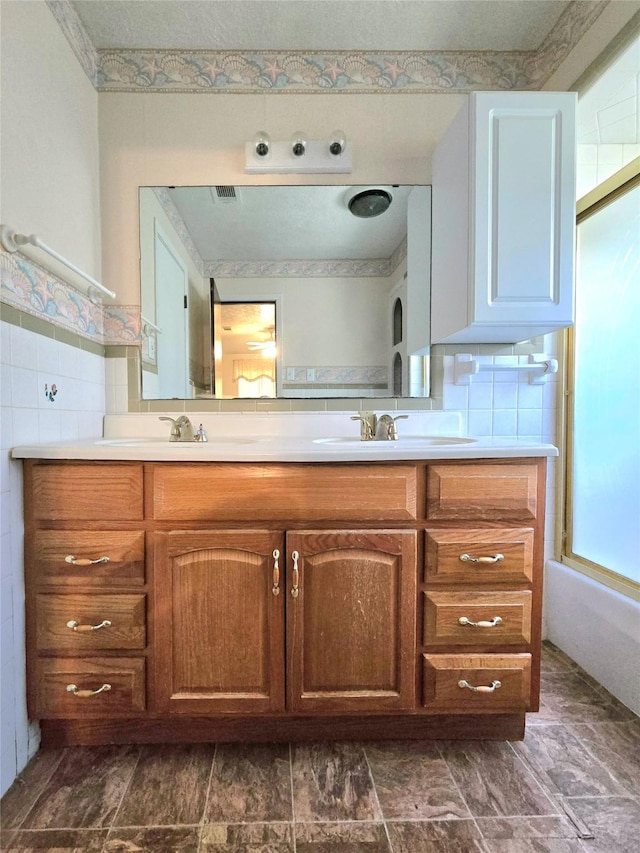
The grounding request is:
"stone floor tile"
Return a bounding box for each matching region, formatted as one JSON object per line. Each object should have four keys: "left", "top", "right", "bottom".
{"left": 291, "top": 743, "right": 381, "bottom": 822}
{"left": 2, "top": 829, "right": 108, "bottom": 851}
{"left": 568, "top": 721, "right": 640, "bottom": 798}
{"left": 513, "top": 725, "right": 628, "bottom": 797}
{"left": 200, "top": 822, "right": 293, "bottom": 852}
{"left": 113, "top": 744, "right": 214, "bottom": 827}
{"left": 19, "top": 746, "right": 140, "bottom": 830}
{"left": 203, "top": 743, "right": 292, "bottom": 823}
{"left": 365, "top": 741, "right": 469, "bottom": 820}
{"left": 385, "top": 819, "right": 488, "bottom": 852}
{"left": 440, "top": 741, "right": 557, "bottom": 818}
{"left": 103, "top": 825, "right": 200, "bottom": 852}
{"left": 566, "top": 796, "right": 640, "bottom": 853}
{"left": 295, "top": 821, "right": 390, "bottom": 852}
{"left": 0, "top": 750, "right": 64, "bottom": 830}
{"left": 539, "top": 673, "right": 636, "bottom": 724}
{"left": 479, "top": 841, "right": 584, "bottom": 852}
{"left": 476, "top": 815, "right": 578, "bottom": 839}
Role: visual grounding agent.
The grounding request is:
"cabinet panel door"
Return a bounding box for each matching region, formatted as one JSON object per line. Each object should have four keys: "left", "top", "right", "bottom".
{"left": 154, "top": 531, "right": 284, "bottom": 714}
{"left": 287, "top": 530, "right": 417, "bottom": 713}
{"left": 472, "top": 92, "right": 575, "bottom": 329}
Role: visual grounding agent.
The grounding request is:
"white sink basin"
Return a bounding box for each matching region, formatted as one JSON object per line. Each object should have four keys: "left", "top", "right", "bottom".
{"left": 95, "top": 437, "right": 259, "bottom": 446}
{"left": 313, "top": 436, "right": 477, "bottom": 447}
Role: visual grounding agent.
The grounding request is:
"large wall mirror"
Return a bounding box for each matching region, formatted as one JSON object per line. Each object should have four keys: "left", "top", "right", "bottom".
{"left": 139, "top": 184, "right": 431, "bottom": 400}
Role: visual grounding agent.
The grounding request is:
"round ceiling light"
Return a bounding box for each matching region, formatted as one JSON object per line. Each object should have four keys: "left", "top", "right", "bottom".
{"left": 345, "top": 187, "right": 393, "bottom": 218}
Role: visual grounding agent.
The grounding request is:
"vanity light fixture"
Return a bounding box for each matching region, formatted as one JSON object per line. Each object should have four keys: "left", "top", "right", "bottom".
{"left": 291, "top": 131, "right": 306, "bottom": 157}
{"left": 245, "top": 131, "right": 352, "bottom": 174}
{"left": 253, "top": 131, "right": 271, "bottom": 160}
{"left": 329, "top": 130, "right": 347, "bottom": 157}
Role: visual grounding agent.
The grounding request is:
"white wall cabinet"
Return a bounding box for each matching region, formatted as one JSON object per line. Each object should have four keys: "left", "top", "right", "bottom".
{"left": 431, "top": 92, "right": 576, "bottom": 344}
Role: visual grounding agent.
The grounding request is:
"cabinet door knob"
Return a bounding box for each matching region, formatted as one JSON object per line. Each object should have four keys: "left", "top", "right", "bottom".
{"left": 458, "top": 679, "right": 501, "bottom": 694}
{"left": 458, "top": 616, "right": 503, "bottom": 628}
{"left": 291, "top": 550, "right": 300, "bottom": 598}
{"left": 459, "top": 553, "right": 504, "bottom": 564}
{"left": 66, "top": 683, "right": 112, "bottom": 697}
{"left": 65, "top": 555, "right": 110, "bottom": 566}
{"left": 66, "top": 619, "right": 112, "bottom": 633}
{"left": 272, "top": 549, "right": 280, "bottom": 596}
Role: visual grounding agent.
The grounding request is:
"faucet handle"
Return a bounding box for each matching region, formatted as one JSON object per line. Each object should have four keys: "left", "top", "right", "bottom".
{"left": 351, "top": 414, "right": 375, "bottom": 441}
{"left": 159, "top": 416, "right": 180, "bottom": 441}
{"left": 194, "top": 423, "right": 208, "bottom": 442}
{"left": 389, "top": 414, "right": 409, "bottom": 440}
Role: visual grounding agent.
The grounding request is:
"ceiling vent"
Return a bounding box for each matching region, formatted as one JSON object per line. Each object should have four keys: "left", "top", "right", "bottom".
{"left": 213, "top": 186, "right": 239, "bottom": 203}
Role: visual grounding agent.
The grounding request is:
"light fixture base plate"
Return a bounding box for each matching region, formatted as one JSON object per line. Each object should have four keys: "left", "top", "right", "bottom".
{"left": 245, "top": 140, "right": 352, "bottom": 174}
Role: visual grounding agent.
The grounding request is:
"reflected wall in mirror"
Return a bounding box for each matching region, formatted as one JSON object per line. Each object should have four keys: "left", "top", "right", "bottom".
{"left": 139, "top": 184, "right": 431, "bottom": 400}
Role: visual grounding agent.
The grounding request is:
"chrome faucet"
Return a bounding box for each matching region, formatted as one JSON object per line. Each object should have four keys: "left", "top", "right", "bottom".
{"left": 159, "top": 415, "right": 200, "bottom": 442}
{"left": 351, "top": 412, "right": 409, "bottom": 441}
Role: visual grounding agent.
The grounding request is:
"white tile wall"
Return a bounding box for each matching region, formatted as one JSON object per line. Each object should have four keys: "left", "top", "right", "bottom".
{"left": 577, "top": 32, "right": 640, "bottom": 198}
{"left": 0, "top": 320, "right": 106, "bottom": 797}
{"left": 439, "top": 334, "right": 563, "bottom": 562}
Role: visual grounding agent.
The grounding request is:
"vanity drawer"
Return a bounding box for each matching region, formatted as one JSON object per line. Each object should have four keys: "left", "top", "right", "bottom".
{"left": 151, "top": 463, "right": 418, "bottom": 521}
{"left": 422, "top": 654, "right": 531, "bottom": 711}
{"left": 30, "top": 462, "right": 143, "bottom": 522}
{"left": 423, "top": 591, "right": 532, "bottom": 645}
{"left": 426, "top": 462, "right": 540, "bottom": 521}
{"left": 424, "top": 528, "right": 534, "bottom": 584}
{"left": 35, "top": 657, "right": 146, "bottom": 717}
{"left": 36, "top": 594, "right": 146, "bottom": 651}
{"left": 33, "top": 531, "right": 145, "bottom": 586}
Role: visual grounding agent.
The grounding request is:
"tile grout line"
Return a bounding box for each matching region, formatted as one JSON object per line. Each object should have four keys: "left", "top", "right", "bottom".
{"left": 102, "top": 745, "right": 143, "bottom": 845}
{"left": 4, "top": 748, "right": 66, "bottom": 833}
{"left": 361, "top": 743, "right": 393, "bottom": 853}
{"left": 289, "top": 742, "right": 297, "bottom": 853}
{"left": 433, "top": 742, "right": 491, "bottom": 853}
{"left": 196, "top": 742, "right": 218, "bottom": 853}
{"left": 506, "top": 737, "right": 595, "bottom": 840}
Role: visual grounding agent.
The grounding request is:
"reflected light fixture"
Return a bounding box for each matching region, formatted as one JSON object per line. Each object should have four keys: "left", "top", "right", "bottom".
{"left": 245, "top": 131, "right": 352, "bottom": 174}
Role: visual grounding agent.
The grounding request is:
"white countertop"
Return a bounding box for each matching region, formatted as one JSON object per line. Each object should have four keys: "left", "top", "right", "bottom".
{"left": 11, "top": 411, "right": 558, "bottom": 462}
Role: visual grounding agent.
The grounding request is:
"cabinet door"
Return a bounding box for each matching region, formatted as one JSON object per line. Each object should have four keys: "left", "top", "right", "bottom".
{"left": 286, "top": 530, "right": 417, "bottom": 713}
{"left": 432, "top": 91, "right": 575, "bottom": 344}
{"left": 154, "top": 530, "right": 284, "bottom": 714}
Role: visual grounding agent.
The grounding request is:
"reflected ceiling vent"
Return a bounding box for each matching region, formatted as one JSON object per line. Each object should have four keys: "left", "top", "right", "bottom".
{"left": 345, "top": 187, "right": 393, "bottom": 218}
{"left": 211, "top": 186, "right": 239, "bottom": 203}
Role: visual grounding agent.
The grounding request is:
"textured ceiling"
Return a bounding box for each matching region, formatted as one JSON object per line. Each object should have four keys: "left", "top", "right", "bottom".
{"left": 71, "top": 0, "right": 571, "bottom": 52}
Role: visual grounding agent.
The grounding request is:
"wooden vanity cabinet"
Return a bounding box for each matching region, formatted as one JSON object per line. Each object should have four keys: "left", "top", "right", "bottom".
{"left": 23, "top": 456, "right": 545, "bottom": 745}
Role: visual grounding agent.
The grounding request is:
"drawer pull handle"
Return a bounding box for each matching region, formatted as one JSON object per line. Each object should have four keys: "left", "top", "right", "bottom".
{"left": 459, "top": 553, "right": 504, "bottom": 565}
{"left": 65, "top": 555, "right": 110, "bottom": 566}
{"left": 458, "top": 679, "right": 502, "bottom": 694}
{"left": 458, "top": 616, "right": 503, "bottom": 629}
{"left": 272, "top": 549, "right": 280, "bottom": 596}
{"left": 291, "top": 550, "right": 300, "bottom": 598}
{"left": 66, "top": 683, "right": 112, "bottom": 697}
{"left": 66, "top": 619, "right": 112, "bottom": 633}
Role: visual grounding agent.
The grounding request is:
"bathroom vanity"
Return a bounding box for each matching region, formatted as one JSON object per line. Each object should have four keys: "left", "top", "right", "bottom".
{"left": 16, "top": 427, "right": 551, "bottom": 746}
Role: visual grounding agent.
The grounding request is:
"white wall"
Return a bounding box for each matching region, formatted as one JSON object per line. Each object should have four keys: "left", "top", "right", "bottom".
{"left": 0, "top": 0, "right": 103, "bottom": 796}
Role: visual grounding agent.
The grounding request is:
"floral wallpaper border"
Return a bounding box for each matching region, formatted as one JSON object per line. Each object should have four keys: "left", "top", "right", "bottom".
{"left": 48, "top": 0, "right": 608, "bottom": 94}
{"left": 155, "top": 187, "right": 407, "bottom": 279}
{"left": 1, "top": 251, "right": 140, "bottom": 347}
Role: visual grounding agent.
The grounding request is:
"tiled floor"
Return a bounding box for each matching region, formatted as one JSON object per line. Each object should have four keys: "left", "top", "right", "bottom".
{"left": 1, "top": 643, "right": 638, "bottom": 852}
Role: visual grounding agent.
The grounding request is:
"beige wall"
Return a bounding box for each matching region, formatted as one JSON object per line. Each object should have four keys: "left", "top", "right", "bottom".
{"left": 98, "top": 92, "right": 464, "bottom": 304}
{"left": 0, "top": 0, "right": 101, "bottom": 280}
